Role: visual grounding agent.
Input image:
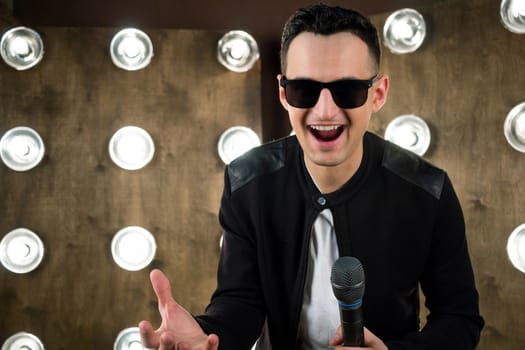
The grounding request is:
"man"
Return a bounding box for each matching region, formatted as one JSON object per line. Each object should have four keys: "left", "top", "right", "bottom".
{"left": 140, "top": 4, "right": 484, "bottom": 349}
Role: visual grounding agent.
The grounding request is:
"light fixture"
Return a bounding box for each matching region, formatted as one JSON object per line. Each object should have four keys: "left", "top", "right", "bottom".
{"left": 507, "top": 223, "right": 525, "bottom": 273}
{"left": 504, "top": 101, "right": 525, "bottom": 152}
{"left": 113, "top": 327, "right": 145, "bottom": 350}
{"left": 1, "top": 26, "right": 44, "bottom": 70}
{"left": 500, "top": 0, "right": 525, "bottom": 33}
{"left": 384, "top": 114, "right": 431, "bottom": 156}
{"left": 0, "top": 228, "right": 44, "bottom": 274}
{"left": 108, "top": 126, "right": 155, "bottom": 170}
{"left": 0, "top": 126, "right": 45, "bottom": 171}
{"left": 383, "top": 8, "right": 426, "bottom": 54}
{"left": 110, "top": 28, "right": 153, "bottom": 71}
{"left": 1, "top": 332, "right": 44, "bottom": 350}
{"left": 217, "top": 30, "right": 259, "bottom": 72}
{"left": 217, "top": 126, "right": 261, "bottom": 164}
{"left": 111, "top": 226, "right": 156, "bottom": 271}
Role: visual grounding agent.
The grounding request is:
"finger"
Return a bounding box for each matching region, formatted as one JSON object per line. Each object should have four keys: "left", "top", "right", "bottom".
{"left": 329, "top": 326, "right": 343, "bottom": 346}
{"left": 176, "top": 342, "right": 191, "bottom": 350}
{"left": 150, "top": 269, "right": 177, "bottom": 310}
{"left": 138, "top": 320, "right": 159, "bottom": 348}
{"left": 159, "top": 331, "right": 177, "bottom": 350}
{"left": 363, "top": 326, "right": 373, "bottom": 337}
{"left": 177, "top": 334, "right": 219, "bottom": 350}
{"left": 206, "top": 334, "right": 219, "bottom": 350}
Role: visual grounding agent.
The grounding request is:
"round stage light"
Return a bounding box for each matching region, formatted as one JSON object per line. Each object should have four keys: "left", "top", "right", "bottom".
{"left": 217, "top": 126, "right": 260, "bottom": 164}
{"left": 500, "top": 0, "right": 525, "bottom": 33}
{"left": 385, "top": 114, "right": 431, "bottom": 156}
{"left": 110, "top": 28, "right": 153, "bottom": 71}
{"left": 1, "top": 26, "right": 44, "bottom": 70}
{"left": 383, "top": 9, "right": 426, "bottom": 54}
{"left": 217, "top": 30, "right": 259, "bottom": 72}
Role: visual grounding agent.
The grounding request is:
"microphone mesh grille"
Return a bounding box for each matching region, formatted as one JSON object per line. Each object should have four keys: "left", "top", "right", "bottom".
{"left": 330, "top": 256, "right": 365, "bottom": 304}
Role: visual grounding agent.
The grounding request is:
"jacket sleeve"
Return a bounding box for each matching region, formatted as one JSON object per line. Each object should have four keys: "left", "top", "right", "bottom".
{"left": 195, "top": 167, "right": 265, "bottom": 350}
{"left": 385, "top": 174, "right": 484, "bottom": 350}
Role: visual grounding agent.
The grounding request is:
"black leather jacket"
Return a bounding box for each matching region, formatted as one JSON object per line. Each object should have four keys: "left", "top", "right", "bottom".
{"left": 196, "top": 132, "right": 484, "bottom": 350}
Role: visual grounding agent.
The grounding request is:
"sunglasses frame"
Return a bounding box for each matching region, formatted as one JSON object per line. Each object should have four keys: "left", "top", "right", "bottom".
{"left": 280, "top": 75, "right": 378, "bottom": 109}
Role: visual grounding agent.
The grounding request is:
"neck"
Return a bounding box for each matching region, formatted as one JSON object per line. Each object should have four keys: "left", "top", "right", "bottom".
{"left": 305, "top": 146, "right": 363, "bottom": 194}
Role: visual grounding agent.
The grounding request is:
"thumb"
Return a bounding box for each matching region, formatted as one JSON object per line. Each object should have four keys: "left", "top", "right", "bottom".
{"left": 206, "top": 334, "right": 219, "bottom": 349}
{"left": 329, "top": 326, "right": 343, "bottom": 346}
{"left": 150, "top": 269, "right": 178, "bottom": 309}
{"left": 138, "top": 320, "right": 160, "bottom": 348}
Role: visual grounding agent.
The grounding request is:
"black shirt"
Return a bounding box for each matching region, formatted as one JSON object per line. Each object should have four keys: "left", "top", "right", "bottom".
{"left": 196, "top": 132, "right": 484, "bottom": 349}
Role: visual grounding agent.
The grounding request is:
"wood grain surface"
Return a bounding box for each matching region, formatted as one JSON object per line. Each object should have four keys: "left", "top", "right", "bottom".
{"left": 1, "top": 0, "right": 525, "bottom": 348}
{"left": 0, "top": 26, "right": 261, "bottom": 348}
{"left": 370, "top": 0, "right": 525, "bottom": 348}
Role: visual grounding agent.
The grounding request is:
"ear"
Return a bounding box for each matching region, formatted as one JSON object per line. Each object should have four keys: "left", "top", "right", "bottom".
{"left": 371, "top": 74, "right": 389, "bottom": 113}
{"left": 277, "top": 74, "right": 290, "bottom": 111}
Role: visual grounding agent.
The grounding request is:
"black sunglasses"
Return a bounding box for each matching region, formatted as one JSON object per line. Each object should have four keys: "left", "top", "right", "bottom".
{"left": 280, "top": 75, "right": 377, "bottom": 109}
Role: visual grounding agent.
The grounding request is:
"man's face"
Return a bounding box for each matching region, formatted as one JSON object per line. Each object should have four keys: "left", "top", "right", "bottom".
{"left": 278, "top": 32, "right": 388, "bottom": 173}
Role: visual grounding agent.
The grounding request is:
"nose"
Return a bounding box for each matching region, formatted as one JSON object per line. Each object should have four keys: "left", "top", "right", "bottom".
{"left": 313, "top": 88, "right": 340, "bottom": 117}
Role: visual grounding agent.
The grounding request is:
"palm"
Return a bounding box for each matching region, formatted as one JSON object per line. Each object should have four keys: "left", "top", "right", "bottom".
{"left": 139, "top": 269, "right": 218, "bottom": 350}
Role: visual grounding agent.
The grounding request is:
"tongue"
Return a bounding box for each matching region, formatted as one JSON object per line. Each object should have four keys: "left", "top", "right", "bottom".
{"left": 310, "top": 126, "right": 343, "bottom": 142}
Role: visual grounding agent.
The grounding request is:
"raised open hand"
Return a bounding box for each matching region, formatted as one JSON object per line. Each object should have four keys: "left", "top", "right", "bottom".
{"left": 139, "top": 269, "right": 219, "bottom": 350}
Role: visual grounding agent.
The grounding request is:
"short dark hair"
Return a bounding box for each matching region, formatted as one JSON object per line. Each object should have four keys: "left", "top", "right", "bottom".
{"left": 280, "top": 4, "right": 381, "bottom": 74}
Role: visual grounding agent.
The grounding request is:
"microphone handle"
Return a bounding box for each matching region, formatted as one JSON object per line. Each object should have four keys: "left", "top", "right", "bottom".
{"left": 340, "top": 306, "right": 364, "bottom": 347}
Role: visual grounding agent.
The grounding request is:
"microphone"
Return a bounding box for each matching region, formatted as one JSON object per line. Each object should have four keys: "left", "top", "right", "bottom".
{"left": 330, "top": 256, "right": 365, "bottom": 347}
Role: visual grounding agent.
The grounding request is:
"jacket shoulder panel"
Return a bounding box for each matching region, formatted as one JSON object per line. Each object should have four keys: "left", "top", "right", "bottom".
{"left": 382, "top": 141, "right": 445, "bottom": 199}
{"left": 227, "top": 139, "right": 287, "bottom": 193}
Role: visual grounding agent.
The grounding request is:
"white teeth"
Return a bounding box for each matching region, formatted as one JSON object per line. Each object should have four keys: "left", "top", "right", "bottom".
{"left": 310, "top": 125, "right": 340, "bottom": 131}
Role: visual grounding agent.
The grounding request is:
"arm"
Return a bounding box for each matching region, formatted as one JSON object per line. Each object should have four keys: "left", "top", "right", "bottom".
{"left": 139, "top": 269, "right": 219, "bottom": 350}
{"left": 385, "top": 175, "right": 484, "bottom": 349}
{"left": 194, "top": 167, "right": 266, "bottom": 348}
{"left": 141, "top": 167, "right": 265, "bottom": 350}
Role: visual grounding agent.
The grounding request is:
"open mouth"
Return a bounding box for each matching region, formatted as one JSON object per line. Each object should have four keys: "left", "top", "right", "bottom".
{"left": 309, "top": 125, "right": 344, "bottom": 142}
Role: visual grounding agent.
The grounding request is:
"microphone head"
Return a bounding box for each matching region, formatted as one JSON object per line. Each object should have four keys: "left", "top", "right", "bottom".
{"left": 330, "top": 256, "right": 365, "bottom": 304}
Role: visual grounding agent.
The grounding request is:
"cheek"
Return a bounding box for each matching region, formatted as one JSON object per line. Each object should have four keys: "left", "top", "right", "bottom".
{"left": 346, "top": 111, "right": 371, "bottom": 132}
{"left": 288, "top": 109, "right": 305, "bottom": 126}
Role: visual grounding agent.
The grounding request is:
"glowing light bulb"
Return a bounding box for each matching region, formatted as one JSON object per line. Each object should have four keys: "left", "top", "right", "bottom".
{"left": 224, "top": 133, "right": 252, "bottom": 160}
{"left": 10, "top": 37, "right": 30, "bottom": 57}
{"left": 511, "top": 0, "right": 525, "bottom": 18}
{"left": 7, "top": 237, "right": 31, "bottom": 262}
{"left": 128, "top": 341, "right": 143, "bottom": 350}
{"left": 116, "top": 134, "right": 147, "bottom": 165}
{"left": 518, "top": 235, "right": 525, "bottom": 260}
{"left": 11, "top": 137, "right": 30, "bottom": 158}
{"left": 393, "top": 127, "right": 418, "bottom": 149}
{"left": 217, "top": 30, "right": 259, "bottom": 72}
{"left": 229, "top": 39, "right": 249, "bottom": 61}
{"left": 121, "top": 37, "right": 141, "bottom": 59}
{"left": 514, "top": 114, "right": 525, "bottom": 143}
{"left": 391, "top": 19, "right": 415, "bottom": 40}
{"left": 117, "top": 232, "right": 148, "bottom": 265}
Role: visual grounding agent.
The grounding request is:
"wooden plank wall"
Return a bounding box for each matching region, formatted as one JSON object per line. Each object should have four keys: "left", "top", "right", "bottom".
{"left": 0, "top": 25, "right": 261, "bottom": 348}
{"left": 1, "top": 0, "right": 525, "bottom": 349}
{"left": 370, "top": 0, "right": 525, "bottom": 348}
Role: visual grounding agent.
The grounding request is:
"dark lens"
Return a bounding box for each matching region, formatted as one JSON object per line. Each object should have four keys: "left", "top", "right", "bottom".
{"left": 330, "top": 80, "right": 370, "bottom": 109}
{"left": 284, "top": 80, "right": 321, "bottom": 108}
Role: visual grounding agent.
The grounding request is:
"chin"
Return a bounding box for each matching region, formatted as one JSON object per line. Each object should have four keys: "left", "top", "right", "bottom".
{"left": 310, "top": 156, "right": 345, "bottom": 168}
